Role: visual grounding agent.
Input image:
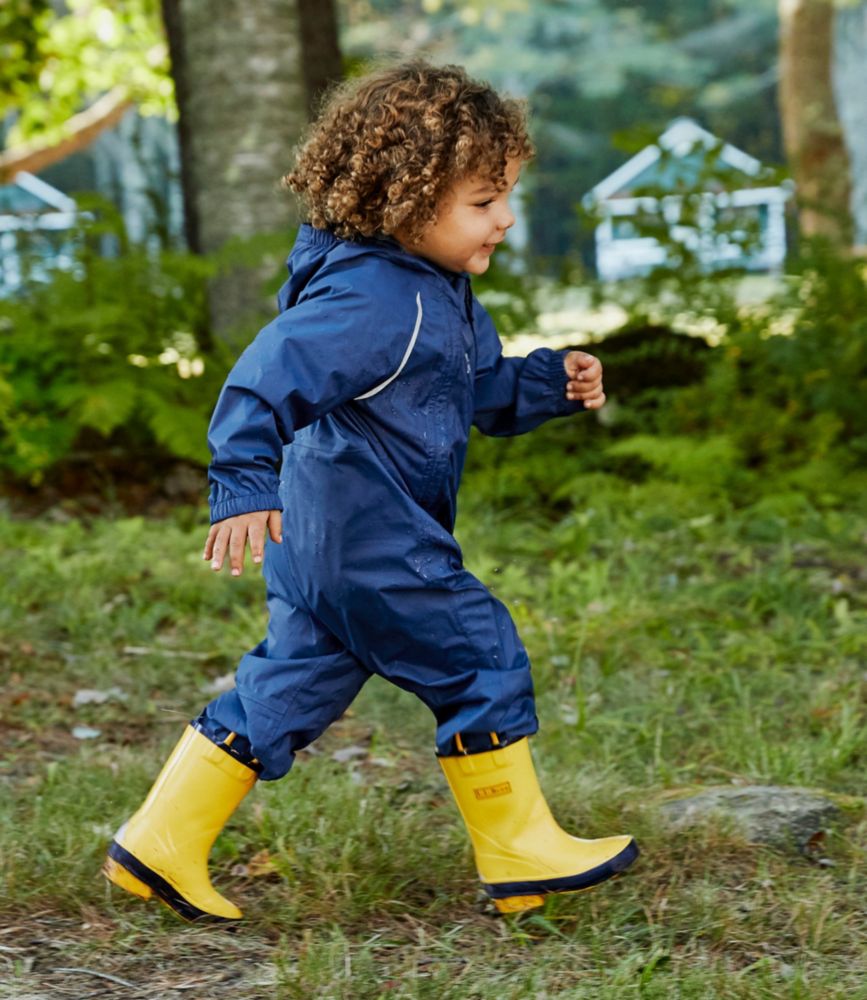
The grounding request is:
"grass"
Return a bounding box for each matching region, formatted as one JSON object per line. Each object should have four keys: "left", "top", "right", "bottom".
{"left": 1, "top": 441, "right": 866, "bottom": 998}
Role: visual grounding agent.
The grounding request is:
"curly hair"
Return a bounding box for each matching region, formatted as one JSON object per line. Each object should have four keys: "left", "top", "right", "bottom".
{"left": 284, "top": 60, "right": 534, "bottom": 243}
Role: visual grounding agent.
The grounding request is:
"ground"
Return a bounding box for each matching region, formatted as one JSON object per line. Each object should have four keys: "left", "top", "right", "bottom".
{"left": 2, "top": 451, "right": 866, "bottom": 998}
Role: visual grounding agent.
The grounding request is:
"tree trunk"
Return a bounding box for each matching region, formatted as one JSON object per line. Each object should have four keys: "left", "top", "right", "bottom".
{"left": 778, "top": 0, "right": 853, "bottom": 245}
{"left": 160, "top": 0, "right": 311, "bottom": 338}
{"left": 832, "top": 0, "right": 867, "bottom": 248}
{"left": 160, "top": 0, "right": 200, "bottom": 254}
{"left": 297, "top": 0, "right": 343, "bottom": 117}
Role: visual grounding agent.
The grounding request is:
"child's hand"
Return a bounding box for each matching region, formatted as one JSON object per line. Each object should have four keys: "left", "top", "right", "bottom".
{"left": 203, "top": 510, "right": 282, "bottom": 577}
{"left": 564, "top": 351, "right": 605, "bottom": 409}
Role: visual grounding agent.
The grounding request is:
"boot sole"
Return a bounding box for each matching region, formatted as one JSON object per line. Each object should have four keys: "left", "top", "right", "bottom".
{"left": 487, "top": 837, "right": 640, "bottom": 913}
{"left": 104, "top": 841, "right": 239, "bottom": 923}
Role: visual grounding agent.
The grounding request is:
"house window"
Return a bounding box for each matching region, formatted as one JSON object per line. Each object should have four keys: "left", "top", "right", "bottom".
{"left": 714, "top": 203, "right": 767, "bottom": 242}
{"left": 611, "top": 211, "right": 661, "bottom": 240}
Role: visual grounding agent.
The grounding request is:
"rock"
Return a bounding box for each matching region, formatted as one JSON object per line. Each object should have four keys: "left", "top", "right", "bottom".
{"left": 200, "top": 671, "right": 236, "bottom": 694}
{"left": 163, "top": 463, "right": 206, "bottom": 499}
{"left": 660, "top": 785, "right": 841, "bottom": 852}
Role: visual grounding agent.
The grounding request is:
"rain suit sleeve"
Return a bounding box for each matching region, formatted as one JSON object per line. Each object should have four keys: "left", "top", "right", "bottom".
{"left": 207, "top": 261, "right": 414, "bottom": 523}
{"left": 471, "top": 297, "right": 583, "bottom": 437}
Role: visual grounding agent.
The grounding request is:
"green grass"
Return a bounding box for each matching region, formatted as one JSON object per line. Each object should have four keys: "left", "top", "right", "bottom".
{"left": 1, "top": 460, "right": 866, "bottom": 998}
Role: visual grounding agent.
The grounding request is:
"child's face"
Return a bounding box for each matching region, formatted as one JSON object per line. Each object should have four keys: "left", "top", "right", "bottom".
{"left": 398, "top": 157, "right": 521, "bottom": 275}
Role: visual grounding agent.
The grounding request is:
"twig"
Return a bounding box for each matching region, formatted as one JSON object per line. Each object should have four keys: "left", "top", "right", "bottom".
{"left": 122, "top": 645, "right": 213, "bottom": 659}
{"left": 0, "top": 88, "right": 133, "bottom": 181}
{"left": 54, "top": 967, "right": 137, "bottom": 988}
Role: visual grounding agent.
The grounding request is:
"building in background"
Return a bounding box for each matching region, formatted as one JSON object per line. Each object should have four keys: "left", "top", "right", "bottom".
{"left": 0, "top": 110, "right": 184, "bottom": 296}
{"left": 0, "top": 172, "right": 80, "bottom": 295}
{"left": 584, "top": 118, "right": 792, "bottom": 281}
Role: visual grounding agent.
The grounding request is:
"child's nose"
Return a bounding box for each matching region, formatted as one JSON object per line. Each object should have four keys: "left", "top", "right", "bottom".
{"left": 498, "top": 203, "right": 516, "bottom": 231}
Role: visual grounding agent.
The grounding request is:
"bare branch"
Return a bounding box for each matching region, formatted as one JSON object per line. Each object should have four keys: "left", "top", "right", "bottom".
{"left": 0, "top": 87, "right": 133, "bottom": 183}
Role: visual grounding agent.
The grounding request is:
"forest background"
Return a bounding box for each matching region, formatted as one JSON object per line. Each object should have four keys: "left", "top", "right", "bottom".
{"left": 1, "top": 1, "right": 866, "bottom": 998}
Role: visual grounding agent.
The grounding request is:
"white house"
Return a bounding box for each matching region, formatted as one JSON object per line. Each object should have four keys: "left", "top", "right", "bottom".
{"left": 584, "top": 118, "right": 792, "bottom": 281}
{"left": 0, "top": 171, "right": 79, "bottom": 295}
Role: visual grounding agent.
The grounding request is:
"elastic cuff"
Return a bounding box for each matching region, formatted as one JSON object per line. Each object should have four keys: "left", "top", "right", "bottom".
{"left": 209, "top": 491, "right": 282, "bottom": 524}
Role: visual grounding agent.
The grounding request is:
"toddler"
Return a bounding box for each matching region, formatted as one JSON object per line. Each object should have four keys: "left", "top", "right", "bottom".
{"left": 104, "top": 60, "right": 638, "bottom": 921}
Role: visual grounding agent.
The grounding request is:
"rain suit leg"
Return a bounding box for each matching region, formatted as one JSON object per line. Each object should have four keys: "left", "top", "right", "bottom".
{"left": 198, "top": 458, "right": 539, "bottom": 780}
{"left": 199, "top": 549, "right": 373, "bottom": 780}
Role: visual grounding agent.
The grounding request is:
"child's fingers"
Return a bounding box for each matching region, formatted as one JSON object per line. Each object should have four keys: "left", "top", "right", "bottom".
{"left": 576, "top": 359, "right": 601, "bottom": 382}
{"left": 582, "top": 390, "right": 606, "bottom": 410}
{"left": 567, "top": 375, "right": 601, "bottom": 392}
{"left": 564, "top": 352, "right": 602, "bottom": 385}
{"left": 267, "top": 509, "right": 283, "bottom": 544}
{"left": 566, "top": 350, "right": 598, "bottom": 370}
{"left": 566, "top": 377, "right": 602, "bottom": 401}
{"left": 228, "top": 524, "right": 247, "bottom": 577}
{"left": 248, "top": 518, "right": 266, "bottom": 566}
{"left": 203, "top": 523, "right": 219, "bottom": 561}
{"left": 208, "top": 523, "right": 231, "bottom": 571}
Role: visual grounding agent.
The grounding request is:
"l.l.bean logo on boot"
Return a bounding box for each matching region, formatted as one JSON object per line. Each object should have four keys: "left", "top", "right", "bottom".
{"left": 473, "top": 781, "right": 512, "bottom": 800}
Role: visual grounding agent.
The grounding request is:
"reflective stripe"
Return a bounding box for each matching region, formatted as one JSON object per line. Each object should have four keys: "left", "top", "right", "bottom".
{"left": 355, "top": 292, "right": 423, "bottom": 400}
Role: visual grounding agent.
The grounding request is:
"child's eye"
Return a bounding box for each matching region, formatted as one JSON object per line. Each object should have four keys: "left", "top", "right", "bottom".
{"left": 474, "top": 200, "right": 493, "bottom": 208}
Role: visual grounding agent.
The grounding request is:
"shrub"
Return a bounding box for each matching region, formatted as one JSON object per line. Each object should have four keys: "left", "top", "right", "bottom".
{"left": 0, "top": 202, "right": 236, "bottom": 485}
{"left": 657, "top": 242, "right": 867, "bottom": 475}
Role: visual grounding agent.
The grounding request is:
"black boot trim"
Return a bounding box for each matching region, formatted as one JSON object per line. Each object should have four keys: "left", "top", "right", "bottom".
{"left": 190, "top": 720, "right": 263, "bottom": 774}
{"left": 107, "top": 841, "right": 238, "bottom": 923}
{"left": 483, "top": 838, "right": 640, "bottom": 899}
{"left": 435, "top": 732, "right": 524, "bottom": 757}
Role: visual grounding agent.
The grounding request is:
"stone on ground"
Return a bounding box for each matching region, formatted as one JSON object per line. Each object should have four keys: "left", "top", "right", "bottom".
{"left": 660, "top": 785, "right": 841, "bottom": 852}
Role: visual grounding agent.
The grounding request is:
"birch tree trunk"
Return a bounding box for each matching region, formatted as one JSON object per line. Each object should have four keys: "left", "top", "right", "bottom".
{"left": 161, "top": 0, "right": 311, "bottom": 338}
{"left": 832, "top": 0, "right": 867, "bottom": 248}
{"left": 778, "top": 0, "right": 853, "bottom": 244}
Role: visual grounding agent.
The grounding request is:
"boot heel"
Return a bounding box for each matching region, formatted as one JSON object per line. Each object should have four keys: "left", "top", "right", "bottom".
{"left": 493, "top": 894, "right": 545, "bottom": 914}
{"left": 103, "top": 856, "right": 153, "bottom": 901}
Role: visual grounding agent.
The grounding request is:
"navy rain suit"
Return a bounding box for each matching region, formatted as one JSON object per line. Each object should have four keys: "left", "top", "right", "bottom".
{"left": 198, "top": 224, "right": 584, "bottom": 779}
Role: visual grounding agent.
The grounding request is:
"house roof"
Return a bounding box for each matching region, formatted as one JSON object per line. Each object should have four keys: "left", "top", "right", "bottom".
{"left": 0, "top": 171, "right": 77, "bottom": 215}
{"left": 585, "top": 118, "right": 771, "bottom": 204}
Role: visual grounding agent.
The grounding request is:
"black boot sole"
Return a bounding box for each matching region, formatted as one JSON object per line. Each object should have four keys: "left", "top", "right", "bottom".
{"left": 105, "top": 841, "right": 238, "bottom": 923}
{"left": 484, "top": 837, "right": 640, "bottom": 900}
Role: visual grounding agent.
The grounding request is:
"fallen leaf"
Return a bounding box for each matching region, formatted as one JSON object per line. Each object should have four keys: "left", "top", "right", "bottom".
{"left": 331, "top": 745, "right": 368, "bottom": 763}
{"left": 72, "top": 725, "right": 102, "bottom": 740}
{"left": 231, "top": 849, "right": 277, "bottom": 878}
{"left": 73, "top": 687, "right": 128, "bottom": 707}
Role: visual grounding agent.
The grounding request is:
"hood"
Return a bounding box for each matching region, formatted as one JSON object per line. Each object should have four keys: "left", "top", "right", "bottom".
{"left": 276, "top": 223, "right": 466, "bottom": 313}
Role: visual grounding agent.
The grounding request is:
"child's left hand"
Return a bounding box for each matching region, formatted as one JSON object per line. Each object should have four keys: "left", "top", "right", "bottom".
{"left": 564, "top": 351, "right": 605, "bottom": 409}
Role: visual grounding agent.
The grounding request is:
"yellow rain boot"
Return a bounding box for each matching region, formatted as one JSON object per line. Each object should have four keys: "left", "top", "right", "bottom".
{"left": 439, "top": 736, "right": 638, "bottom": 913}
{"left": 103, "top": 725, "right": 258, "bottom": 922}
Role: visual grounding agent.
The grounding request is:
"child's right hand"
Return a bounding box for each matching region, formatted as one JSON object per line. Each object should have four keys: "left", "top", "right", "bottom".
{"left": 203, "top": 510, "right": 282, "bottom": 577}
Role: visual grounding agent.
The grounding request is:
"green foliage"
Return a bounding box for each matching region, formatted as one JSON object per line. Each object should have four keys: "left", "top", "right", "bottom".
{"left": 606, "top": 433, "right": 743, "bottom": 490}
{"left": 0, "top": 0, "right": 52, "bottom": 115}
{"left": 652, "top": 242, "right": 867, "bottom": 478}
{"left": 0, "top": 199, "right": 229, "bottom": 483}
{"left": 590, "top": 323, "right": 712, "bottom": 426}
{"left": 472, "top": 244, "right": 541, "bottom": 335}
{"left": 1, "top": 0, "right": 171, "bottom": 144}
{"left": 460, "top": 240, "right": 867, "bottom": 522}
